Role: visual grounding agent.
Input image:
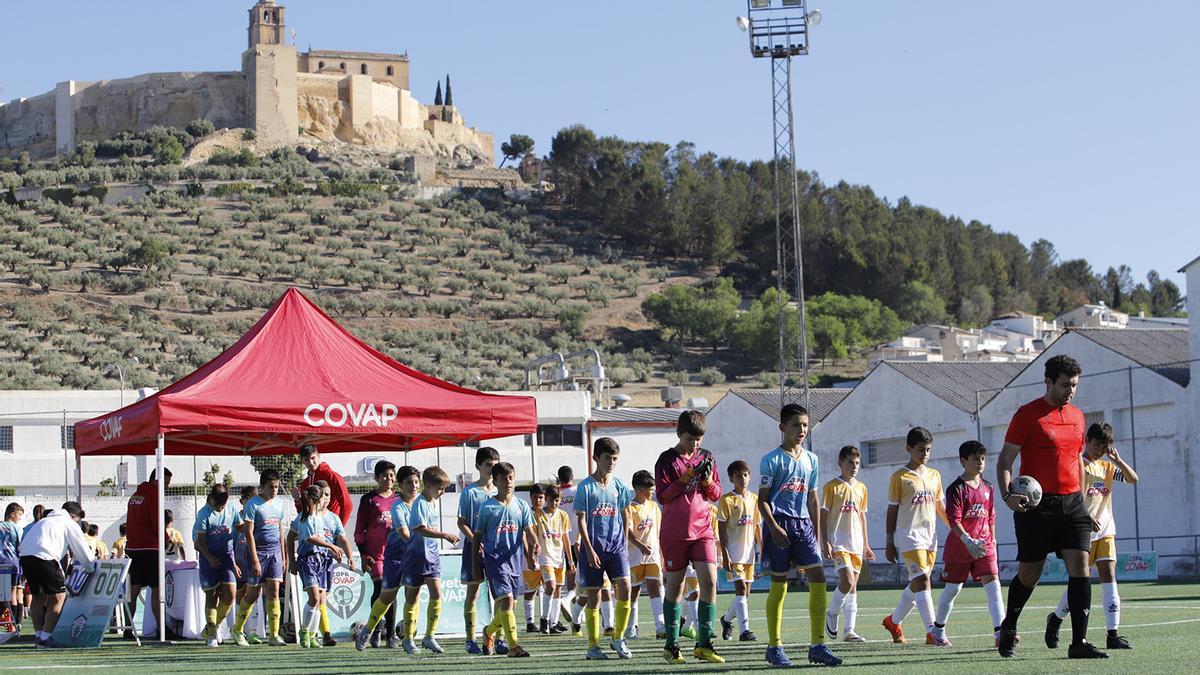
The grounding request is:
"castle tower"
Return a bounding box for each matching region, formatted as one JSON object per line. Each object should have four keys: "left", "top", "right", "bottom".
{"left": 242, "top": 0, "right": 297, "bottom": 148}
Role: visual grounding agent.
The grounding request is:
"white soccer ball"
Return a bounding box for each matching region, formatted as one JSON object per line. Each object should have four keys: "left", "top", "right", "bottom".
{"left": 1012, "top": 475, "right": 1043, "bottom": 508}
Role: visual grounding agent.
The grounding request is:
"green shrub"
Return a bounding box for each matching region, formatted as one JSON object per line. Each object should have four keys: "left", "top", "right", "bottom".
{"left": 698, "top": 367, "right": 726, "bottom": 386}
{"left": 666, "top": 370, "right": 689, "bottom": 386}
{"left": 242, "top": 129, "right": 257, "bottom": 141}
{"left": 186, "top": 119, "right": 216, "bottom": 138}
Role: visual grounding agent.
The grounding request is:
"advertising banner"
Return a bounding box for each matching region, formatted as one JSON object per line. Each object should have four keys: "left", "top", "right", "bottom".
{"left": 53, "top": 559, "right": 130, "bottom": 648}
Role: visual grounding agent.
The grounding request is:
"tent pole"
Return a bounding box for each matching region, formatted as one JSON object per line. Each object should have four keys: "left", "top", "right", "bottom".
{"left": 156, "top": 433, "right": 166, "bottom": 642}
{"left": 75, "top": 453, "right": 82, "bottom": 503}
{"left": 530, "top": 433, "right": 539, "bottom": 485}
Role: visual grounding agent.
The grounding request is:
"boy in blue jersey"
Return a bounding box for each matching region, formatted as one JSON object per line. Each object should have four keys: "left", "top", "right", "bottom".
{"left": 356, "top": 465, "right": 420, "bottom": 651}
{"left": 401, "top": 466, "right": 460, "bottom": 654}
{"left": 233, "top": 470, "right": 288, "bottom": 646}
{"left": 288, "top": 482, "right": 355, "bottom": 648}
{"left": 475, "top": 462, "right": 539, "bottom": 658}
{"left": 575, "top": 437, "right": 635, "bottom": 660}
{"left": 1, "top": 502, "right": 24, "bottom": 633}
{"left": 193, "top": 484, "right": 244, "bottom": 648}
{"left": 457, "top": 446, "right": 499, "bottom": 654}
{"left": 758, "top": 404, "right": 842, "bottom": 667}
{"left": 231, "top": 485, "right": 258, "bottom": 643}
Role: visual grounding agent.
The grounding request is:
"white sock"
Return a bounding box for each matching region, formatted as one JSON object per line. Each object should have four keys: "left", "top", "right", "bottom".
{"left": 601, "top": 598, "right": 614, "bottom": 629}
{"left": 914, "top": 589, "right": 935, "bottom": 632}
{"left": 36, "top": 630, "right": 48, "bottom": 641}
{"left": 541, "top": 592, "right": 552, "bottom": 621}
{"left": 687, "top": 598, "right": 698, "bottom": 628}
{"left": 844, "top": 592, "right": 859, "bottom": 634}
{"left": 829, "top": 588, "right": 846, "bottom": 621}
{"left": 571, "top": 597, "right": 585, "bottom": 624}
{"left": 735, "top": 594, "right": 750, "bottom": 633}
{"left": 935, "top": 582, "right": 963, "bottom": 627}
{"left": 651, "top": 595, "right": 665, "bottom": 630}
{"left": 723, "top": 600, "right": 737, "bottom": 623}
{"left": 891, "top": 586, "right": 915, "bottom": 624}
{"left": 1102, "top": 581, "right": 1120, "bottom": 631}
{"left": 303, "top": 603, "right": 320, "bottom": 632}
{"left": 524, "top": 598, "right": 535, "bottom": 623}
{"left": 984, "top": 580, "right": 1005, "bottom": 630}
{"left": 627, "top": 601, "right": 639, "bottom": 636}
{"left": 560, "top": 594, "right": 572, "bottom": 623}
{"left": 564, "top": 588, "right": 576, "bottom": 608}
{"left": 1054, "top": 587, "right": 1070, "bottom": 620}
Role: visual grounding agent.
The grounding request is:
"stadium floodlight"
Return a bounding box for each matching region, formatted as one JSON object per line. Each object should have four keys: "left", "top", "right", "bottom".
{"left": 741, "top": 0, "right": 821, "bottom": 413}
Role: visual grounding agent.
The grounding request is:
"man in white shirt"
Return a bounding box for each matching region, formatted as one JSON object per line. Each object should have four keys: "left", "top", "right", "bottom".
{"left": 18, "top": 501, "right": 96, "bottom": 648}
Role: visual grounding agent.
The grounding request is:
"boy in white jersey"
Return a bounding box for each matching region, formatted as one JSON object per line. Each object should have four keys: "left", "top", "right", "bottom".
{"left": 821, "top": 446, "right": 872, "bottom": 642}
{"left": 718, "top": 461, "right": 760, "bottom": 643}
{"left": 522, "top": 484, "right": 546, "bottom": 633}
{"left": 537, "top": 485, "right": 573, "bottom": 633}
{"left": 882, "top": 427, "right": 948, "bottom": 645}
{"left": 1046, "top": 422, "right": 1138, "bottom": 650}
{"left": 625, "top": 470, "right": 664, "bottom": 640}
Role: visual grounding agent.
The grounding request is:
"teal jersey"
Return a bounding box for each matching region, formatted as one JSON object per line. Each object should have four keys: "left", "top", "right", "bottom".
{"left": 573, "top": 476, "right": 632, "bottom": 556}
{"left": 475, "top": 497, "right": 534, "bottom": 575}
{"left": 291, "top": 511, "right": 344, "bottom": 557}
{"left": 242, "top": 495, "right": 285, "bottom": 551}
{"left": 458, "top": 483, "right": 495, "bottom": 536}
{"left": 192, "top": 504, "right": 244, "bottom": 556}
{"left": 385, "top": 498, "right": 414, "bottom": 560}
{"left": 0, "top": 520, "right": 21, "bottom": 560}
{"left": 758, "top": 446, "right": 819, "bottom": 519}
{"left": 408, "top": 496, "right": 440, "bottom": 566}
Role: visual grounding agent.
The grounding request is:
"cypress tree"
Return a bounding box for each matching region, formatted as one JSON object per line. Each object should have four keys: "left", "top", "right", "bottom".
{"left": 445, "top": 75, "right": 453, "bottom": 106}
{"left": 433, "top": 81, "right": 443, "bottom": 106}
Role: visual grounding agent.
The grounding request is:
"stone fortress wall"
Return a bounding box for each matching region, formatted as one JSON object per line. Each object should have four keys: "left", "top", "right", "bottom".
{"left": 0, "top": 0, "right": 493, "bottom": 165}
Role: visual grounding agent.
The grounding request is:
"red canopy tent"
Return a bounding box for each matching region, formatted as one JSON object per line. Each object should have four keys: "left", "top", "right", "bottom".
{"left": 74, "top": 287, "right": 537, "bottom": 639}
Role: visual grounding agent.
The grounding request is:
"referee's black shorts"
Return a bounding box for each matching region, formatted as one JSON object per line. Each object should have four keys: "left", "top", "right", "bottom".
{"left": 19, "top": 556, "right": 66, "bottom": 596}
{"left": 1013, "top": 493, "right": 1091, "bottom": 563}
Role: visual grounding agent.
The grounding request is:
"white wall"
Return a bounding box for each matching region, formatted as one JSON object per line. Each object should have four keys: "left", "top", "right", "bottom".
{"left": 703, "top": 394, "right": 783, "bottom": 491}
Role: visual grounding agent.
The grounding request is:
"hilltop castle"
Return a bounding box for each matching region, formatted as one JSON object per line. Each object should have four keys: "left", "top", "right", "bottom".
{"left": 0, "top": 0, "right": 494, "bottom": 164}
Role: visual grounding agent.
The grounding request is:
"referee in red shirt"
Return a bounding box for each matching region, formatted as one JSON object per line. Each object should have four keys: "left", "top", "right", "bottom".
{"left": 995, "top": 354, "right": 1106, "bottom": 659}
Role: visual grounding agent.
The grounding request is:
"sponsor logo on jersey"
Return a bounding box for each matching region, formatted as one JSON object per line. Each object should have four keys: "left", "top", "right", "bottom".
{"left": 1086, "top": 480, "right": 1110, "bottom": 497}
{"left": 736, "top": 514, "right": 755, "bottom": 527}
{"left": 910, "top": 490, "right": 934, "bottom": 505}
{"left": 496, "top": 521, "right": 519, "bottom": 535}
{"left": 590, "top": 504, "right": 617, "bottom": 518}
{"left": 964, "top": 503, "right": 987, "bottom": 519}
{"left": 778, "top": 479, "right": 808, "bottom": 494}
{"left": 838, "top": 500, "right": 859, "bottom": 514}
{"left": 636, "top": 518, "right": 655, "bottom": 531}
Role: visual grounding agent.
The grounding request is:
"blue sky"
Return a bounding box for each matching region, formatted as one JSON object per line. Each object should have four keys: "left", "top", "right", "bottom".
{"left": 3, "top": 1, "right": 1195, "bottom": 290}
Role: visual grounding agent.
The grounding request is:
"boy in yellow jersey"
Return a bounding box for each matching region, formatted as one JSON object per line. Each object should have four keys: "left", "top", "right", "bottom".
{"left": 883, "top": 427, "right": 948, "bottom": 645}
{"left": 625, "top": 470, "right": 664, "bottom": 640}
{"left": 821, "top": 446, "right": 872, "bottom": 642}
{"left": 537, "top": 485, "right": 573, "bottom": 634}
{"left": 1047, "top": 422, "right": 1139, "bottom": 650}
{"left": 522, "top": 484, "right": 546, "bottom": 633}
{"left": 718, "top": 461, "right": 760, "bottom": 643}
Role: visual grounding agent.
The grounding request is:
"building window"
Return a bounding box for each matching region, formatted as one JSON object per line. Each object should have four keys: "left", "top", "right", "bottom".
{"left": 360, "top": 64, "right": 368, "bottom": 75}
{"left": 61, "top": 425, "right": 75, "bottom": 450}
{"left": 264, "top": 10, "right": 271, "bottom": 21}
{"left": 0, "top": 426, "right": 11, "bottom": 452}
{"left": 318, "top": 61, "right": 325, "bottom": 69}
{"left": 340, "top": 62, "right": 346, "bottom": 70}
{"left": 864, "top": 436, "right": 908, "bottom": 466}
{"left": 386, "top": 65, "right": 394, "bottom": 76}
{"left": 537, "top": 425, "right": 583, "bottom": 447}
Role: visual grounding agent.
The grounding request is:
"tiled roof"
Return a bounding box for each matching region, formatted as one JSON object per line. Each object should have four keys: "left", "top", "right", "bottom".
{"left": 1070, "top": 328, "right": 1191, "bottom": 386}
{"left": 727, "top": 388, "right": 851, "bottom": 423}
{"left": 885, "top": 361, "right": 1026, "bottom": 413}
{"left": 590, "top": 407, "right": 706, "bottom": 423}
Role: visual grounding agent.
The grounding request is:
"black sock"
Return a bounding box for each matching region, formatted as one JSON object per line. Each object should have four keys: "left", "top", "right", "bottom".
{"left": 1107, "top": 629, "right": 1117, "bottom": 638}
{"left": 1067, "top": 576, "right": 1091, "bottom": 645}
{"left": 13, "top": 602, "right": 22, "bottom": 625}
{"left": 1001, "top": 577, "right": 1034, "bottom": 630}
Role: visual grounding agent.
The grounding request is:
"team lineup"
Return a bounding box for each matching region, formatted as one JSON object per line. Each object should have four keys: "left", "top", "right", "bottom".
{"left": 2, "top": 353, "right": 1138, "bottom": 666}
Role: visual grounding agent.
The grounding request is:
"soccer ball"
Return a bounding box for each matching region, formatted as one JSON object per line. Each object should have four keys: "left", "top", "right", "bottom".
{"left": 1011, "top": 475, "right": 1043, "bottom": 508}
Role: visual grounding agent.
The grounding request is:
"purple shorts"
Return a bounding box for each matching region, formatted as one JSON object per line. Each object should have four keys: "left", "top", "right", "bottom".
{"left": 764, "top": 515, "right": 821, "bottom": 574}
{"left": 580, "top": 548, "right": 629, "bottom": 588}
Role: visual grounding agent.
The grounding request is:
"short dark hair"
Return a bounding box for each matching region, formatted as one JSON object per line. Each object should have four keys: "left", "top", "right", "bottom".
{"left": 1045, "top": 354, "right": 1082, "bottom": 382}
{"left": 557, "top": 465, "right": 573, "bottom": 484}
{"left": 838, "top": 446, "right": 861, "bottom": 462}
{"left": 164, "top": 508, "right": 174, "bottom": 524}
{"left": 314, "top": 479, "right": 330, "bottom": 491}
{"left": 149, "top": 468, "right": 172, "bottom": 481}
{"left": 259, "top": 468, "right": 281, "bottom": 486}
{"left": 676, "top": 410, "right": 706, "bottom": 437}
{"left": 61, "top": 501, "right": 84, "bottom": 518}
{"left": 397, "top": 465, "right": 420, "bottom": 484}
{"left": 209, "top": 484, "right": 230, "bottom": 506}
{"left": 1087, "top": 422, "right": 1114, "bottom": 446}
{"left": 87, "top": 523, "right": 100, "bottom": 537}
{"left": 632, "top": 469, "right": 654, "bottom": 490}
{"left": 422, "top": 465, "right": 450, "bottom": 487}
{"left": 593, "top": 436, "right": 620, "bottom": 458}
{"left": 545, "top": 485, "right": 560, "bottom": 501}
{"left": 475, "top": 446, "right": 500, "bottom": 467}
{"left": 958, "top": 440, "right": 987, "bottom": 460}
{"left": 4, "top": 502, "right": 22, "bottom": 519}
{"left": 780, "top": 404, "right": 809, "bottom": 424}
{"left": 906, "top": 426, "right": 933, "bottom": 447}
{"left": 239, "top": 485, "right": 258, "bottom": 500}
{"left": 491, "top": 462, "right": 515, "bottom": 480}
{"left": 32, "top": 504, "right": 45, "bottom": 520}
{"left": 119, "top": 523, "right": 126, "bottom": 535}
{"left": 373, "top": 459, "right": 396, "bottom": 478}
{"left": 299, "top": 443, "right": 319, "bottom": 459}
{"left": 727, "top": 460, "right": 750, "bottom": 477}
{"left": 529, "top": 483, "right": 546, "bottom": 497}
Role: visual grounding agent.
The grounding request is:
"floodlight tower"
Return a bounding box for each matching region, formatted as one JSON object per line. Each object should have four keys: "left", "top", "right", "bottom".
{"left": 738, "top": 0, "right": 820, "bottom": 411}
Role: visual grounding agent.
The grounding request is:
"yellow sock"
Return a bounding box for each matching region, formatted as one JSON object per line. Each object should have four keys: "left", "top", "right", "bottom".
{"left": 465, "top": 600, "right": 477, "bottom": 639}
{"left": 426, "top": 597, "right": 442, "bottom": 639}
{"left": 614, "top": 599, "right": 631, "bottom": 640}
{"left": 267, "top": 599, "right": 281, "bottom": 636}
{"left": 366, "top": 599, "right": 390, "bottom": 633}
{"left": 809, "top": 582, "right": 827, "bottom": 645}
{"left": 585, "top": 607, "right": 600, "bottom": 648}
{"left": 767, "top": 580, "right": 787, "bottom": 647}
{"left": 319, "top": 602, "right": 330, "bottom": 634}
{"left": 232, "top": 600, "right": 253, "bottom": 633}
{"left": 501, "top": 609, "right": 518, "bottom": 646}
{"left": 205, "top": 605, "right": 218, "bottom": 633}
{"left": 404, "top": 602, "right": 420, "bottom": 640}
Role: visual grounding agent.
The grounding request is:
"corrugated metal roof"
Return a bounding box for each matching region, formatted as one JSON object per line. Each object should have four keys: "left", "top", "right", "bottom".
{"left": 1070, "top": 328, "right": 1191, "bottom": 386}
{"left": 885, "top": 361, "right": 1026, "bottom": 413}
{"left": 590, "top": 407, "right": 706, "bottom": 423}
{"left": 728, "top": 389, "right": 851, "bottom": 423}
